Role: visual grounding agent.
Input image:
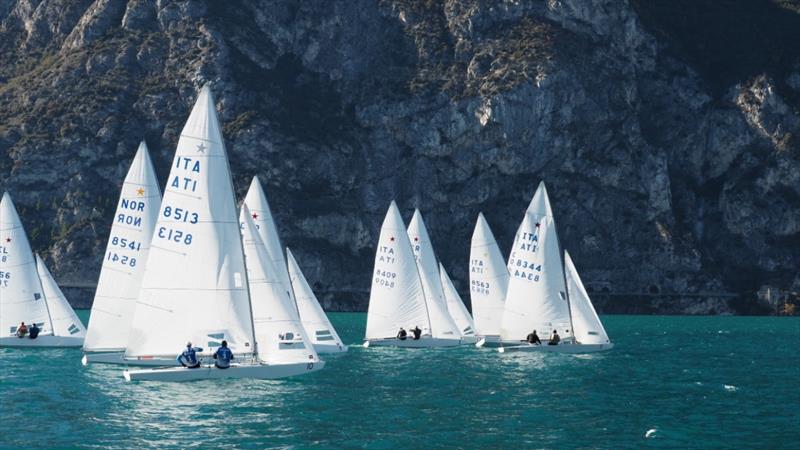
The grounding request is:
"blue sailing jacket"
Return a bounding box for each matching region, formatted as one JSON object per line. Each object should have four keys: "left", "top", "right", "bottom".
{"left": 177, "top": 346, "right": 203, "bottom": 366}
{"left": 214, "top": 346, "right": 233, "bottom": 368}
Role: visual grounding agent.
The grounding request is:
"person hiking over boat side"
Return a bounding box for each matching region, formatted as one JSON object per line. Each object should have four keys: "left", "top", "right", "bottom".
{"left": 28, "top": 323, "right": 40, "bottom": 339}
{"left": 397, "top": 327, "right": 407, "bottom": 341}
{"left": 526, "top": 330, "right": 541, "bottom": 345}
{"left": 548, "top": 330, "right": 560, "bottom": 346}
{"left": 16, "top": 322, "right": 28, "bottom": 338}
{"left": 177, "top": 342, "right": 203, "bottom": 368}
{"left": 412, "top": 326, "right": 422, "bottom": 340}
{"left": 213, "top": 340, "right": 234, "bottom": 369}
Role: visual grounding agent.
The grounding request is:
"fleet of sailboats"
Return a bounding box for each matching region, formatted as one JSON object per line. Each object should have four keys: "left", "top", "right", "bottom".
{"left": 0, "top": 192, "right": 86, "bottom": 347}
{"left": 3, "top": 85, "right": 612, "bottom": 380}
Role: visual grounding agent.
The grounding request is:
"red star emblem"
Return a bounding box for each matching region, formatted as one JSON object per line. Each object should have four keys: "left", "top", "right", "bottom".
{"left": 252, "top": 213, "right": 259, "bottom": 220}
{"left": 390, "top": 236, "right": 395, "bottom": 242}
{"left": 414, "top": 236, "right": 419, "bottom": 242}
{"left": 5, "top": 237, "right": 10, "bottom": 243}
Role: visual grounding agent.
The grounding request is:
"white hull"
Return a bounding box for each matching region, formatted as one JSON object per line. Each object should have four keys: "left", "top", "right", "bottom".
{"left": 0, "top": 335, "right": 83, "bottom": 348}
{"left": 312, "top": 342, "right": 349, "bottom": 354}
{"left": 498, "top": 342, "right": 614, "bottom": 354}
{"left": 364, "top": 337, "right": 462, "bottom": 348}
{"left": 124, "top": 360, "right": 325, "bottom": 382}
{"left": 81, "top": 351, "right": 181, "bottom": 367}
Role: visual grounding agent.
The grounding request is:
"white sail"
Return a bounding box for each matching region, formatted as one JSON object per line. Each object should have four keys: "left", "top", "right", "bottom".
{"left": 407, "top": 209, "right": 461, "bottom": 339}
{"left": 35, "top": 255, "right": 86, "bottom": 339}
{"left": 125, "top": 85, "right": 255, "bottom": 359}
{"left": 286, "top": 248, "right": 346, "bottom": 351}
{"left": 240, "top": 206, "right": 319, "bottom": 364}
{"left": 242, "top": 176, "right": 295, "bottom": 306}
{"left": 83, "top": 142, "right": 161, "bottom": 352}
{"left": 469, "top": 213, "right": 509, "bottom": 337}
{"left": 365, "top": 202, "right": 431, "bottom": 340}
{"left": 500, "top": 182, "right": 571, "bottom": 342}
{"left": 0, "top": 192, "right": 52, "bottom": 336}
{"left": 439, "top": 263, "right": 476, "bottom": 336}
{"left": 564, "top": 250, "right": 610, "bottom": 345}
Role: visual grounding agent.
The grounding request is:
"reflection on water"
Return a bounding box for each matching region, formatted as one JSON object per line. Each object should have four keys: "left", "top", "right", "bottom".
{"left": 1, "top": 313, "right": 799, "bottom": 448}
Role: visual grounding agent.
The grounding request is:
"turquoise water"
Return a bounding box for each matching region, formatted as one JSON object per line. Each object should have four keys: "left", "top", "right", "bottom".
{"left": 1, "top": 312, "right": 798, "bottom": 449}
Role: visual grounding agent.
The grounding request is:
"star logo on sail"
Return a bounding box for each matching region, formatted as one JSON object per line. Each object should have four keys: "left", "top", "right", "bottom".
{"left": 414, "top": 236, "right": 419, "bottom": 242}
{"left": 5, "top": 237, "right": 10, "bottom": 243}
{"left": 389, "top": 236, "right": 395, "bottom": 242}
{"left": 197, "top": 143, "right": 207, "bottom": 153}
{"left": 136, "top": 188, "right": 145, "bottom": 196}
{"left": 252, "top": 212, "right": 259, "bottom": 220}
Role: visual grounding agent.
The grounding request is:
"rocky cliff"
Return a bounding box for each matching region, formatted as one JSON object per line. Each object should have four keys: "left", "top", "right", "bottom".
{"left": 1, "top": 0, "right": 798, "bottom": 314}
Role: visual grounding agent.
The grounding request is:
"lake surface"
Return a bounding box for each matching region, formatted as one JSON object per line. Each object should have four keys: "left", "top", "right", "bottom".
{"left": 1, "top": 313, "right": 798, "bottom": 449}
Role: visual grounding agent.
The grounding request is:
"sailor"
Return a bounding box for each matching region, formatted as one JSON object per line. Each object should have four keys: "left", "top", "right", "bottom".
{"left": 16, "top": 322, "right": 28, "bottom": 338}
{"left": 177, "top": 342, "right": 203, "bottom": 368}
{"left": 548, "top": 330, "right": 561, "bottom": 346}
{"left": 526, "top": 329, "right": 541, "bottom": 345}
{"left": 412, "top": 326, "right": 422, "bottom": 340}
{"left": 396, "top": 327, "right": 407, "bottom": 341}
{"left": 213, "top": 340, "right": 234, "bottom": 369}
{"left": 28, "top": 323, "right": 40, "bottom": 339}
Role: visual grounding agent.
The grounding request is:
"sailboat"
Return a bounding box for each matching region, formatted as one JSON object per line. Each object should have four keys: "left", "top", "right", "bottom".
{"left": 469, "top": 213, "right": 509, "bottom": 347}
{"left": 439, "top": 263, "right": 478, "bottom": 343}
{"left": 562, "top": 250, "right": 613, "bottom": 350}
{"left": 497, "top": 182, "right": 612, "bottom": 353}
{"left": 82, "top": 142, "right": 164, "bottom": 365}
{"left": 123, "top": 85, "right": 323, "bottom": 381}
{"left": 0, "top": 192, "right": 85, "bottom": 347}
{"left": 364, "top": 202, "right": 459, "bottom": 348}
{"left": 286, "top": 248, "right": 348, "bottom": 354}
{"left": 407, "top": 209, "right": 462, "bottom": 343}
{"left": 243, "top": 177, "right": 345, "bottom": 354}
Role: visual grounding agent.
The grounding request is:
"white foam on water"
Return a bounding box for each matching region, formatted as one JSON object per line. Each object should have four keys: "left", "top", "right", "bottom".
{"left": 645, "top": 428, "right": 657, "bottom": 438}
{"left": 724, "top": 384, "right": 738, "bottom": 392}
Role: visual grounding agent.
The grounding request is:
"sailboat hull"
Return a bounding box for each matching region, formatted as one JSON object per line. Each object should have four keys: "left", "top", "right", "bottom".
{"left": 364, "top": 337, "right": 462, "bottom": 348}
{"left": 312, "top": 342, "right": 349, "bottom": 354}
{"left": 497, "top": 342, "right": 614, "bottom": 354}
{"left": 81, "top": 351, "right": 181, "bottom": 367}
{"left": 459, "top": 335, "right": 479, "bottom": 344}
{"left": 123, "top": 360, "right": 325, "bottom": 382}
{"left": 0, "top": 335, "right": 84, "bottom": 348}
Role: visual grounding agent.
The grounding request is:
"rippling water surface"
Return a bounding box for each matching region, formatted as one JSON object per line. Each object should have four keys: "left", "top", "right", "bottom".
{"left": 1, "top": 312, "right": 798, "bottom": 448}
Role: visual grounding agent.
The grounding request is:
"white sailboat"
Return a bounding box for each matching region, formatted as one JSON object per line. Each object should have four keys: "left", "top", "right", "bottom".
{"left": 562, "top": 250, "right": 613, "bottom": 350}
{"left": 0, "top": 192, "right": 84, "bottom": 347}
{"left": 286, "top": 248, "right": 347, "bottom": 354}
{"left": 123, "top": 85, "right": 322, "bottom": 381}
{"left": 407, "top": 209, "right": 462, "bottom": 343}
{"left": 35, "top": 254, "right": 87, "bottom": 342}
{"left": 497, "top": 182, "right": 611, "bottom": 354}
{"left": 364, "top": 202, "right": 458, "bottom": 348}
{"left": 469, "top": 213, "right": 509, "bottom": 347}
{"left": 439, "top": 263, "right": 478, "bottom": 343}
{"left": 82, "top": 142, "right": 164, "bottom": 365}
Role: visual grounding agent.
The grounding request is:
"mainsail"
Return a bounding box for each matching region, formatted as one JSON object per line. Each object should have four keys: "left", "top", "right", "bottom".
{"left": 125, "top": 85, "right": 255, "bottom": 359}
{"left": 242, "top": 176, "right": 295, "bottom": 308}
{"left": 0, "top": 192, "right": 52, "bottom": 336}
{"left": 365, "top": 202, "right": 430, "bottom": 340}
{"left": 439, "top": 263, "right": 476, "bottom": 336}
{"left": 500, "top": 182, "right": 571, "bottom": 342}
{"left": 407, "top": 209, "right": 461, "bottom": 339}
{"left": 469, "top": 213, "right": 509, "bottom": 337}
{"left": 240, "top": 206, "right": 318, "bottom": 364}
{"left": 35, "top": 255, "right": 86, "bottom": 339}
{"left": 84, "top": 142, "right": 161, "bottom": 352}
{"left": 564, "top": 250, "right": 610, "bottom": 345}
{"left": 286, "top": 248, "right": 346, "bottom": 350}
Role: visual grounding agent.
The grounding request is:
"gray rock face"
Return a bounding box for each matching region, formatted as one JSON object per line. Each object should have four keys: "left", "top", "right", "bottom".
{"left": 1, "top": 0, "right": 798, "bottom": 313}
